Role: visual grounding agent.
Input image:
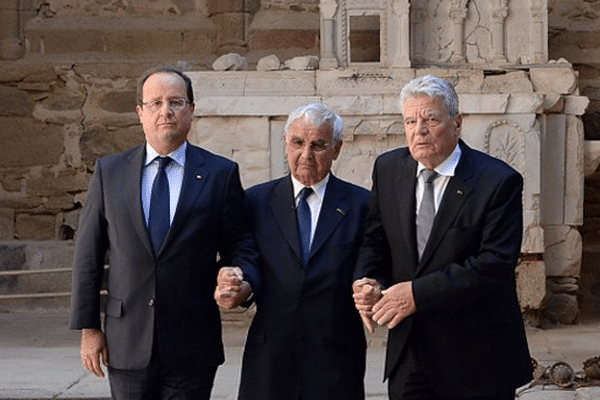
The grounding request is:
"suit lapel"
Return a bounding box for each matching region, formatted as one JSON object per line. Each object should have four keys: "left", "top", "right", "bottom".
{"left": 269, "top": 176, "right": 302, "bottom": 262}
{"left": 160, "top": 144, "right": 209, "bottom": 254}
{"left": 309, "top": 175, "right": 347, "bottom": 260}
{"left": 124, "top": 145, "right": 155, "bottom": 257}
{"left": 395, "top": 155, "right": 420, "bottom": 268}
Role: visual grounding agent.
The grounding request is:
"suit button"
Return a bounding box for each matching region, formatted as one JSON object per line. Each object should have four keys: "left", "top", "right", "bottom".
{"left": 148, "top": 299, "right": 156, "bottom": 307}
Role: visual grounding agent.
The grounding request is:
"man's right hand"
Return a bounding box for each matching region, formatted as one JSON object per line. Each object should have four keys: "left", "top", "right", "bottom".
{"left": 214, "top": 266, "right": 252, "bottom": 309}
{"left": 352, "top": 278, "right": 383, "bottom": 334}
{"left": 81, "top": 328, "right": 109, "bottom": 378}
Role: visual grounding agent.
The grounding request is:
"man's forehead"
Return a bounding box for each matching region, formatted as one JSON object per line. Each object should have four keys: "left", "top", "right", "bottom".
{"left": 144, "top": 73, "right": 185, "bottom": 90}
{"left": 403, "top": 97, "right": 446, "bottom": 114}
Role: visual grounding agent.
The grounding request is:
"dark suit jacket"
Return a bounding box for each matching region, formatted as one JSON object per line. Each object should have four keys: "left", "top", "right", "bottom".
{"left": 70, "top": 142, "right": 258, "bottom": 370}
{"left": 355, "top": 140, "right": 532, "bottom": 398}
{"left": 238, "top": 174, "right": 369, "bottom": 400}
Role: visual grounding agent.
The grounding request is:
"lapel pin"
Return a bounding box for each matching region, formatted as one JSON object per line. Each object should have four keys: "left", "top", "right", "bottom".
{"left": 336, "top": 208, "right": 346, "bottom": 216}
{"left": 196, "top": 174, "right": 203, "bottom": 180}
{"left": 457, "top": 189, "right": 463, "bottom": 196}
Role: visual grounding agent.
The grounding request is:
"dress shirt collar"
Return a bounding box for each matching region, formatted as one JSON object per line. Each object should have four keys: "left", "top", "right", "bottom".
{"left": 416, "top": 143, "right": 462, "bottom": 178}
{"left": 145, "top": 141, "right": 187, "bottom": 168}
{"left": 291, "top": 173, "right": 330, "bottom": 203}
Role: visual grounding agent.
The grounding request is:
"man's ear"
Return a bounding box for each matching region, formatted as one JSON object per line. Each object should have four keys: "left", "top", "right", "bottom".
{"left": 454, "top": 114, "right": 462, "bottom": 130}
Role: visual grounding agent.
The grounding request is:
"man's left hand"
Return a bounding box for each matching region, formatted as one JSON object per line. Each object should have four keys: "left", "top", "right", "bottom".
{"left": 372, "top": 281, "right": 416, "bottom": 329}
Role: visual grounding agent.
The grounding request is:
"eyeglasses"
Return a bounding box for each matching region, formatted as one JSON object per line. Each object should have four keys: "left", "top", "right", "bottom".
{"left": 287, "top": 138, "right": 331, "bottom": 153}
{"left": 142, "top": 99, "right": 190, "bottom": 113}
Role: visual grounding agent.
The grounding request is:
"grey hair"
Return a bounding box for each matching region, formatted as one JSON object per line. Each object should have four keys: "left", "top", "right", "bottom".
{"left": 399, "top": 75, "right": 460, "bottom": 117}
{"left": 283, "top": 103, "right": 344, "bottom": 143}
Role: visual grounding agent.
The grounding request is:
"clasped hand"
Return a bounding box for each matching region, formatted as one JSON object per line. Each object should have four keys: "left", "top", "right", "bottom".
{"left": 214, "top": 266, "right": 252, "bottom": 309}
{"left": 352, "top": 279, "right": 416, "bottom": 333}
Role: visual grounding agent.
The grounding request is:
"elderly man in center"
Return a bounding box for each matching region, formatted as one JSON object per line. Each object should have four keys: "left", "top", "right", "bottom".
{"left": 215, "top": 103, "right": 370, "bottom": 400}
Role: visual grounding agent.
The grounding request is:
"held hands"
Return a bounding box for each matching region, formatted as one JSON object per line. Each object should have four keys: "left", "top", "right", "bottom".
{"left": 214, "top": 266, "right": 252, "bottom": 309}
{"left": 81, "top": 328, "right": 109, "bottom": 378}
{"left": 372, "top": 281, "right": 416, "bottom": 330}
{"left": 352, "top": 278, "right": 383, "bottom": 334}
{"left": 353, "top": 279, "right": 416, "bottom": 333}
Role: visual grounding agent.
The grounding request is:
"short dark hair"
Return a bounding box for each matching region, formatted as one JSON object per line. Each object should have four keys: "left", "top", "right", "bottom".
{"left": 137, "top": 65, "right": 194, "bottom": 106}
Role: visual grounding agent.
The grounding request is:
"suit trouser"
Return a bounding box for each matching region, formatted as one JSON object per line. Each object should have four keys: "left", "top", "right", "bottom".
{"left": 388, "top": 337, "right": 515, "bottom": 400}
{"left": 108, "top": 337, "right": 217, "bottom": 400}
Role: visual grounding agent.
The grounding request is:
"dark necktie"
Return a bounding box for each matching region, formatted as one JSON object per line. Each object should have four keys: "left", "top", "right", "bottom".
{"left": 149, "top": 157, "right": 172, "bottom": 254}
{"left": 297, "top": 187, "right": 313, "bottom": 266}
{"left": 416, "top": 169, "right": 438, "bottom": 259}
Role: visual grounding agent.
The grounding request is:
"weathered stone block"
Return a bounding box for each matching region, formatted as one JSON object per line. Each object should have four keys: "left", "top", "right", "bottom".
{"left": 516, "top": 261, "right": 546, "bottom": 309}
{"left": 564, "top": 96, "right": 590, "bottom": 116}
{"left": 543, "top": 292, "right": 579, "bottom": 324}
{"left": 80, "top": 125, "right": 144, "bottom": 170}
{"left": 316, "top": 69, "right": 412, "bottom": 97}
{"left": 212, "top": 53, "right": 248, "bottom": 71}
{"left": 530, "top": 66, "right": 578, "bottom": 95}
{"left": 545, "top": 226, "right": 582, "bottom": 277}
{"left": 15, "top": 214, "right": 56, "bottom": 240}
{"left": 189, "top": 117, "right": 270, "bottom": 188}
{"left": 0, "top": 61, "right": 57, "bottom": 83}
{"left": 0, "top": 117, "right": 63, "bottom": 167}
{"left": 97, "top": 90, "right": 137, "bottom": 114}
{"left": 460, "top": 94, "right": 509, "bottom": 114}
{"left": 482, "top": 71, "right": 533, "bottom": 94}
{"left": 26, "top": 16, "right": 217, "bottom": 57}
{"left": 283, "top": 55, "right": 319, "bottom": 71}
{"left": 564, "top": 116, "right": 584, "bottom": 226}
{"left": 249, "top": 10, "right": 319, "bottom": 50}
{"left": 576, "top": 387, "right": 600, "bottom": 400}
{"left": 250, "top": 29, "right": 318, "bottom": 50}
{"left": 83, "top": 82, "right": 139, "bottom": 127}
{"left": 256, "top": 55, "right": 281, "bottom": 71}
{"left": 0, "top": 196, "right": 44, "bottom": 210}
{"left": 207, "top": 0, "right": 260, "bottom": 15}
{"left": 26, "top": 169, "right": 88, "bottom": 197}
{"left": 543, "top": 114, "right": 567, "bottom": 226}
{"left": 0, "top": 86, "right": 35, "bottom": 117}
{"left": 0, "top": 209, "right": 14, "bottom": 240}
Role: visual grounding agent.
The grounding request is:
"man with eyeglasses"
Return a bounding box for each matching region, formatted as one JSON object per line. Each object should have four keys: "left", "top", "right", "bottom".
{"left": 215, "top": 103, "right": 370, "bottom": 400}
{"left": 70, "top": 65, "right": 259, "bottom": 400}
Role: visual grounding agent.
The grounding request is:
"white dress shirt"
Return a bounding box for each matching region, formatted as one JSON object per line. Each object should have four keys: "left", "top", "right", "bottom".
{"left": 415, "top": 144, "right": 462, "bottom": 215}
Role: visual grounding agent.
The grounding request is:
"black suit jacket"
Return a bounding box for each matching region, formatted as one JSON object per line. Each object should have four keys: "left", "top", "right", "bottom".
{"left": 70, "top": 142, "right": 258, "bottom": 370}
{"left": 355, "top": 140, "right": 532, "bottom": 398}
{"left": 238, "top": 174, "right": 369, "bottom": 400}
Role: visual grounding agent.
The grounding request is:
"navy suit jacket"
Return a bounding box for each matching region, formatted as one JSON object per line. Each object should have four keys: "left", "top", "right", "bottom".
{"left": 238, "top": 174, "right": 369, "bottom": 400}
{"left": 70, "top": 142, "right": 259, "bottom": 370}
{"left": 355, "top": 140, "right": 532, "bottom": 397}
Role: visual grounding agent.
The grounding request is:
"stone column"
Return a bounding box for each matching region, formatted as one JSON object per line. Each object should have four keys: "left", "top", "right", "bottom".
{"left": 207, "top": 0, "right": 260, "bottom": 55}
{"left": 530, "top": 0, "right": 547, "bottom": 63}
{"left": 490, "top": 0, "right": 508, "bottom": 63}
{"left": 412, "top": 1, "right": 426, "bottom": 63}
{"left": 320, "top": 0, "right": 339, "bottom": 69}
{"left": 449, "top": 0, "right": 467, "bottom": 64}
{"left": 390, "top": 0, "right": 411, "bottom": 68}
{"left": 0, "top": 0, "right": 24, "bottom": 60}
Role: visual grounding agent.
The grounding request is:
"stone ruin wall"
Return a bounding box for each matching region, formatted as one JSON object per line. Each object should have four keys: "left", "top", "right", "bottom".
{"left": 0, "top": 0, "right": 599, "bottom": 326}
